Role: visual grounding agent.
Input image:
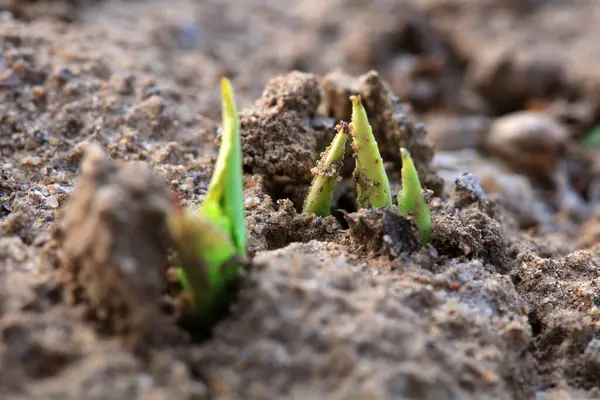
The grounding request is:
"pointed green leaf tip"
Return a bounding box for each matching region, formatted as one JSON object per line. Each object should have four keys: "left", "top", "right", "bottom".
{"left": 169, "top": 77, "right": 247, "bottom": 326}
{"left": 349, "top": 95, "right": 392, "bottom": 209}
{"left": 200, "top": 77, "right": 246, "bottom": 255}
{"left": 397, "top": 147, "right": 431, "bottom": 244}
{"left": 303, "top": 122, "right": 349, "bottom": 217}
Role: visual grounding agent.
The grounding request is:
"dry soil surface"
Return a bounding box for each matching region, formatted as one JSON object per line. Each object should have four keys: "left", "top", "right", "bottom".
{"left": 2, "top": 1, "right": 600, "bottom": 399}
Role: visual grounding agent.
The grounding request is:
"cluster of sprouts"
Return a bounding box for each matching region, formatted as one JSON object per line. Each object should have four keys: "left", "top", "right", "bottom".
{"left": 303, "top": 95, "right": 431, "bottom": 244}
{"left": 169, "top": 80, "right": 431, "bottom": 328}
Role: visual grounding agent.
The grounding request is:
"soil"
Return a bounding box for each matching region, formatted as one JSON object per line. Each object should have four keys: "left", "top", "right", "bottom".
{"left": 2, "top": 1, "right": 600, "bottom": 399}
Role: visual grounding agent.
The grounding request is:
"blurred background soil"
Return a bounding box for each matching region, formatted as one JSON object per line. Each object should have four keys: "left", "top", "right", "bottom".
{"left": 1, "top": 0, "right": 600, "bottom": 399}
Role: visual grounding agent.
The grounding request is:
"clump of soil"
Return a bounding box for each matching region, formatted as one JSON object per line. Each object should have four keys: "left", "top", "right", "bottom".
{"left": 515, "top": 250, "right": 600, "bottom": 390}
{"left": 344, "top": 207, "right": 421, "bottom": 259}
{"left": 246, "top": 196, "right": 342, "bottom": 253}
{"left": 240, "top": 72, "right": 325, "bottom": 182}
{"left": 431, "top": 173, "right": 513, "bottom": 274}
{"left": 240, "top": 175, "right": 342, "bottom": 254}
{"left": 52, "top": 144, "right": 174, "bottom": 349}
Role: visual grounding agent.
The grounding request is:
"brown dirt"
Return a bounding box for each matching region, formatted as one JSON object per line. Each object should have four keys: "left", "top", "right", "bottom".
{"left": 53, "top": 143, "right": 176, "bottom": 350}
{"left": 2, "top": 1, "right": 600, "bottom": 399}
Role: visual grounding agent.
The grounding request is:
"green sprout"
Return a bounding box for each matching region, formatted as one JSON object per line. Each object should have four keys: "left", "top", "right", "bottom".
{"left": 169, "top": 77, "right": 246, "bottom": 328}
{"left": 582, "top": 124, "right": 600, "bottom": 148}
{"left": 200, "top": 77, "right": 246, "bottom": 255}
{"left": 301, "top": 95, "right": 432, "bottom": 249}
{"left": 397, "top": 147, "right": 431, "bottom": 244}
{"left": 169, "top": 208, "right": 240, "bottom": 322}
{"left": 349, "top": 95, "right": 392, "bottom": 209}
{"left": 302, "top": 122, "right": 349, "bottom": 217}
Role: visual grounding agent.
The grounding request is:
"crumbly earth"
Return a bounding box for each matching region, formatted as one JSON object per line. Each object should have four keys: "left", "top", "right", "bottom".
{"left": 2, "top": 1, "right": 600, "bottom": 399}
{"left": 53, "top": 143, "right": 177, "bottom": 350}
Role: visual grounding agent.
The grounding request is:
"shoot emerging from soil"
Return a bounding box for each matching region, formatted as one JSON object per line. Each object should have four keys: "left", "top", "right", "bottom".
{"left": 200, "top": 77, "right": 246, "bottom": 256}
{"left": 302, "top": 122, "right": 349, "bottom": 217}
{"left": 168, "top": 207, "right": 240, "bottom": 325}
{"left": 169, "top": 77, "right": 246, "bottom": 329}
{"left": 397, "top": 147, "right": 431, "bottom": 244}
{"left": 349, "top": 95, "right": 392, "bottom": 209}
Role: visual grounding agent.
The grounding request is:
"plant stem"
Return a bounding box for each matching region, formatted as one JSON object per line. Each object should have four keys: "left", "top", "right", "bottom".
{"left": 303, "top": 122, "right": 349, "bottom": 217}
{"left": 349, "top": 95, "right": 392, "bottom": 209}
{"left": 201, "top": 77, "right": 246, "bottom": 256}
{"left": 170, "top": 77, "right": 247, "bottom": 328}
{"left": 168, "top": 207, "right": 238, "bottom": 325}
{"left": 397, "top": 147, "right": 431, "bottom": 244}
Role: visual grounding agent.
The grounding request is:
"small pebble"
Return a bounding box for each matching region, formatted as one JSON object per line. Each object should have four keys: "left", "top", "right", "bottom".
{"left": 486, "top": 111, "right": 567, "bottom": 175}
{"left": 57, "top": 67, "right": 74, "bottom": 83}
{"left": 112, "top": 73, "right": 135, "bottom": 95}
{"left": 54, "top": 184, "right": 71, "bottom": 194}
{"left": 584, "top": 339, "right": 600, "bottom": 370}
{"left": 482, "top": 369, "right": 499, "bottom": 385}
{"left": 325, "top": 225, "right": 335, "bottom": 234}
{"left": 253, "top": 224, "right": 265, "bottom": 234}
{"left": 21, "top": 156, "right": 43, "bottom": 166}
{"left": 454, "top": 172, "right": 487, "bottom": 202}
{"left": 136, "top": 373, "right": 154, "bottom": 389}
{"left": 32, "top": 86, "right": 45, "bottom": 97}
{"left": 180, "top": 183, "right": 193, "bottom": 193}
{"left": 45, "top": 196, "right": 59, "bottom": 208}
{"left": 244, "top": 197, "right": 261, "bottom": 209}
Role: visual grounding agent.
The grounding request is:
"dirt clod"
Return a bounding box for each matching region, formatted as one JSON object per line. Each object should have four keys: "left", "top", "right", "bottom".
{"left": 246, "top": 195, "right": 341, "bottom": 254}
{"left": 344, "top": 207, "right": 421, "bottom": 258}
{"left": 54, "top": 145, "right": 173, "bottom": 349}
{"left": 382, "top": 210, "right": 422, "bottom": 258}
{"left": 432, "top": 182, "right": 511, "bottom": 273}
{"left": 516, "top": 249, "right": 600, "bottom": 389}
{"left": 240, "top": 72, "right": 325, "bottom": 182}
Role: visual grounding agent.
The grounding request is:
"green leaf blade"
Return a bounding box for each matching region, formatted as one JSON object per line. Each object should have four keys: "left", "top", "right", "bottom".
{"left": 397, "top": 147, "right": 431, "bottom": 244}
{"left": 220, "top": 77, "right": 246, "bottom": 256}
{"left": 303, "top": 122, "right": 349, "bottom": 217}
{"left": 349, "top": 95, "right": 392, "bottom": 209}
{"left": 200, "top": 77, "right": 246, "bottom": 256}
{"left": 168, "top": 209, "right": 238, "bottom": 324}
{"left": 169, "top": 77, "right": 247, "bottom": 327}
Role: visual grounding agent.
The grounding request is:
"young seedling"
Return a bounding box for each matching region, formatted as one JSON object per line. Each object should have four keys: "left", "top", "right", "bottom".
{"left": 168, "top": 207, "right": 241, "bottom": 326}
{"left": 200, "top": 77, "right": 246, "bottom": 256}
{"left": 169, "top": 77, "right": 246, "bottom": 328}
{"left": 397, "top": 147, "right": 431, "bottom": 244}
{"left": 349, "top": 95, "right": 392, "bottom": 209}
{"left": 302, "top": 122, "right": 349, "bottom": 217}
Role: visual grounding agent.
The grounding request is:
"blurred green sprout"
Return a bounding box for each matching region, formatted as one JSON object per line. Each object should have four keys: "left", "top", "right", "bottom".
{"left": 169, "top": 77, "right": 246, "bottom": 328}
{"left": 582, "top": 125, "right": 600, "bottom": 148}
